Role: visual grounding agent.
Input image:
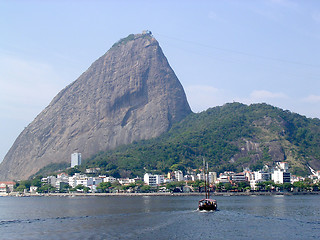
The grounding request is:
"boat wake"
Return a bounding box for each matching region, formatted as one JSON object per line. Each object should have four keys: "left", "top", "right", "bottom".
{"left": 197, "top": 209, "right": 219, "bottom": 213}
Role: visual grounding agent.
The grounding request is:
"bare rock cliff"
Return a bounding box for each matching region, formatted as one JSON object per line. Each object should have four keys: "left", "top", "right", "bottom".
{"left": 0, "top": 33, "right": 191, "bottom": 180}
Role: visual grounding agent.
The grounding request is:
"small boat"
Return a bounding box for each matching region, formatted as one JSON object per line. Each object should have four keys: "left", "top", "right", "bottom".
{"left": 198, "top": 198, "right": 217, "bottom": 211}
{"left": 198, "top": 159, "right": 217, "bottom": 211}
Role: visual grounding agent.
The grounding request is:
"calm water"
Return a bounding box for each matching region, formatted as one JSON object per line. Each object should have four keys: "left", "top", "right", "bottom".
{"left": 0, "top": 194, "right": 320, "bottom": 239}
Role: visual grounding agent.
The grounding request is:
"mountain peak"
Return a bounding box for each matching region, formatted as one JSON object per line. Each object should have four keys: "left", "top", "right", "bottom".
{"left": 0, "top": 32, "right": 191, "bottom": 180}
{"left": 111, "top": 31, "right": 154, "bottom": 48}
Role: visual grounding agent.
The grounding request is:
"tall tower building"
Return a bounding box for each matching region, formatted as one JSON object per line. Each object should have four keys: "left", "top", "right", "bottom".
{"left": 71, "top": 153, "right": 81, "bottom": 168}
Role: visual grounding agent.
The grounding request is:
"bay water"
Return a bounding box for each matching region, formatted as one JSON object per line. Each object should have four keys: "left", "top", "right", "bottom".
{"left": 0, "top": 194, "right": 319, "bottom": 239}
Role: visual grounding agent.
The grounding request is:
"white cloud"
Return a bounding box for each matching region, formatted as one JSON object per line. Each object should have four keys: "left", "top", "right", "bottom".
{"left": 185, "top": 86, "right": 291, "bottom": 113}
{"left": 302, "top": 94, "right": 320, "bottom": 103}
{"left": 235, "top": 90, "right": 289, "bottom": 107}
{"left": 249, "top": 90, "right": 288, "bottom": 100}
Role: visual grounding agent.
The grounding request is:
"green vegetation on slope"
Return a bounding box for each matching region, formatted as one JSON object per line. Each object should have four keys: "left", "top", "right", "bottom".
{"left": 35, "top": 102, "right": 320, "bottom": 178}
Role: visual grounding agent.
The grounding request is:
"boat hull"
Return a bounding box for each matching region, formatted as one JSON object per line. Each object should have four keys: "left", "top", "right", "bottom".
{"left": 198, "top": 199, "right": 217, "bottom": 211}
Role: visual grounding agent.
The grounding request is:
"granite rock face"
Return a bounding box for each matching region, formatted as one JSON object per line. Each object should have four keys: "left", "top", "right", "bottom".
{"left": 0, "top": 33, "right": 191, "bottom": 180}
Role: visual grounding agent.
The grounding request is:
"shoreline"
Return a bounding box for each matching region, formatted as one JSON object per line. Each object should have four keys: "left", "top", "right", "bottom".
{"left": 4, "top": 191, "right": 320, "bottom": 197}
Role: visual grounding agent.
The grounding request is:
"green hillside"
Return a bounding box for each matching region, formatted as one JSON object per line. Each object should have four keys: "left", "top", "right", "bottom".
{"left": 37, "top": 102, "right": 320, "bottom": 178}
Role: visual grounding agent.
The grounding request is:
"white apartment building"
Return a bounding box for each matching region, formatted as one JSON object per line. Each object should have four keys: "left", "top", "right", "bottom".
{"left": 253, "top": 171, "right": 271, "bottom": 181}
{"left": 217, "top": 174, "right": 230, "bottom": 183}
{"left": 76, "top": 177, "right": 94, "bottom": 187}
{"left": 197, "top": 172, "right": 205, "bottom": 181}
{"left": 144, "top": 173, "right": 164, "bottom": 186}
{"left": 68, "top": 173, "right": 87, "bottom": 188}
{"left": 272, "top": 170, "right": 291, "bottom": 184}
{"left": 184, "top": 175, "right": 195, "bottom": 181}
{"left": 55, "top": 173, "right": 69, "bottom": 190}
{"left": 250, "top": 179, "right": 265, "bottom": 190}
{"left": 175, "top": 170, "right": 184, "bottom": 182}
{"left": 104, "top": 176, "right": 117, "bottom": 183}
{"left": 71, "top": 153, "right": 82, "bottom": 168}
{"left": 93, "top": 177, "right": 102, "bottom": 186}
{"left": 42, "top": 176, "right": 57, "bottom": 186}
{"left": 208, "top": 172, "right": 217, "bottom": 184}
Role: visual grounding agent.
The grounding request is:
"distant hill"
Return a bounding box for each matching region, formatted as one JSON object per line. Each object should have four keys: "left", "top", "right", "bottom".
{"left": 61, "top": 102, "right": 320, "bottom": 178}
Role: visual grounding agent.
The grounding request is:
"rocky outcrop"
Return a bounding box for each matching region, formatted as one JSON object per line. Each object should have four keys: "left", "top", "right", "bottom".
{"left": 0, "top": 33, "right": 191, "bottom": 180}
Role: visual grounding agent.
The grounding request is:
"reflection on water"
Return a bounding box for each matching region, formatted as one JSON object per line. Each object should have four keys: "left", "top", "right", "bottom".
{"left": 0, "top": 195, "right": 319, "bottom": 240}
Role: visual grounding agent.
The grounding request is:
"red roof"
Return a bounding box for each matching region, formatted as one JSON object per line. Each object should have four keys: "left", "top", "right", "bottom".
{"left": 0, "top": 181, "right": 15, "bottom": 185}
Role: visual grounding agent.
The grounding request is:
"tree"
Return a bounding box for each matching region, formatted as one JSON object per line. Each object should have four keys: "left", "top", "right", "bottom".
{"left": 109, "top": 169, "right": 121, "bottom": 178}
{"left": 166, "top": 181, "right": 184, "bottom": 192}
{"left": 31, "top": 178, "right": 42, "bottom": 188}
{"left": 140, "top": 185, "right": 151, "bottom": 193}
{"left": 224, "top": 182, "right": 232, "bottom": 191}
{"left": 38, "top": 184, "right": 56, "bottom": 193}
{"left": 16, "top": 185, "right": 27, "bottom": 192}
{"left": 283, "top": 183, "right": 292, "bottom": 191}
{"left": 59, "top": 183, "right": 71, "bottom": 193}
{"left": 83, "top": 187, "right": 90, "bottom": 193}
{"left": 97, "top": 182, "right": 111, "bottom": 192}
{"left": 67, "top": 167, "right": 81, "bottom": 176}
{"left": 237, "top": 181, "right": 250, "bottom": 191}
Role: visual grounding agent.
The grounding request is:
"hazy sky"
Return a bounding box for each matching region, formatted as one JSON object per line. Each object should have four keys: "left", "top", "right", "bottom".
{"left": 1, "top": 0, "right": 320, "bottom": 162}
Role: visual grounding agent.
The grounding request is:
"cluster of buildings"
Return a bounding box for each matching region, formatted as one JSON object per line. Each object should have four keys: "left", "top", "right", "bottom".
{"left": 3, "top": 151, "right": 320, "bottom": 194}
{"left": 27, "top": 160, "right": 320, "bottom": 193}
{"left": 0, "top": 181, "right": 15, "bottom": 195}
{"left": 143, "top": 170, "right": 218, "bottom": 186}
{"left": 144, "top": 162, "right": 294, "bottom": 190}
{"left": 307, "top": 166, "right": 320, "bottom": 183}
{"left": 39, "top": 172, "right": 140, "bottom": 193}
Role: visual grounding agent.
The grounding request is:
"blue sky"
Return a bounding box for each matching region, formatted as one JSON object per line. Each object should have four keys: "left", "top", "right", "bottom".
{"left": 1, "top": 0, "right": 320, "bottom": 162}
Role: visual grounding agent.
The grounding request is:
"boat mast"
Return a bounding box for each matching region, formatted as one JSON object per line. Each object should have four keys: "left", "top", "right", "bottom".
{"left": 203, "top": 158, "right": 207, "bottom": 199}
{"left": 207, "top": 162, "right": 210, "bottom": 199}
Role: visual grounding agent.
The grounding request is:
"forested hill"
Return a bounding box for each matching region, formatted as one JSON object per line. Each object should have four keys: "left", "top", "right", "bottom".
{"left": 38, "top": 102, "right": 320, "bottom": 178}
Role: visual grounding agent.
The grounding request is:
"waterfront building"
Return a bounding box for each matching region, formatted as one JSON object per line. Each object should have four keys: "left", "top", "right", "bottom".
{"left": 167, "top": 172, "right": 174, "bottom": 180}
{"left": 208, "top": 172, "right": 217, "bottom": 184}
{"left": 55, "top": 173, "right": 69, "bottom": 189}
{"left": 104, "top": 176, "right": 117, "bottom": 183}
{"left": 250, "top": 179, "right": 264, "bottom": 190}
{"left": 197, "top": 172, "right": 205, "bottom": 181}
{"left": 144, "top": 173, "right": 164, "bottom": 186}
{"left": 71, "top": 152, "right": 82, "bottom": 168}
{"left": 119, "top": 178, "right": 130, "bottom": 185}
{"left": 30, "top": 186, "right": 38, "bottom": 194}
{"left": 184, "top": 174, "right": 195, "bottom": 181}
{"left": 291, "top": 175, "right": 305, "bottom": 184}
{"left": 42, "top": 176, "right": 57, "bottom": 187}
{"left": 217, "top": 174, "right": 230, "bottom": 183}
{"left": 0, "top": 181, "right": 15, "bottom": 193}
{"left": 68, "top": 173, "right": 87, "bottom": 188}
{"left": 93, "top": 177, "right": 102, "bottom": 186}
{"left": 174, "top": 170, "right": 184, "bottom": 182}
{"left": 231, "top": 173, "right": 246, "bottom": 183}
{"left": 253, "top": 171, "right": 271, "bottom": 181}
{"left": 76, "top": 177, "right": 94, "bottom": 187}
{"left": 0, "top": 183, "right": 7, "bottom": 194}
{"left": 164, "top": 178, "right": 172, "bottom": 183}
{"left": 244, "top": 170, "right": 254, "bottom": 181}
{"left": 272, "top": 169, "right": 291, "bottom": 184}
